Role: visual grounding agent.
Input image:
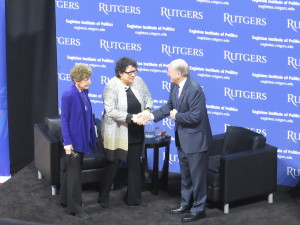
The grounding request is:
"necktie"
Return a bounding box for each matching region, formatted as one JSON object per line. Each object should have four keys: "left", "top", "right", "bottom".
{"left": 174, "top": 85, "right": 179, "bottom": 130}
{"left": 175, "top": 84, "right": 179, "bottom": 109}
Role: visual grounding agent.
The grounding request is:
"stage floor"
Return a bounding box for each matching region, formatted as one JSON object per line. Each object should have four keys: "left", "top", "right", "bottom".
{"left": 0, "top": 162, "right": 299, "bottom": 225}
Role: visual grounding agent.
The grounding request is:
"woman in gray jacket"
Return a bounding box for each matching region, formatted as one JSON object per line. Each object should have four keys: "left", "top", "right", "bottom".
{"left": 99, "top": 57, "right": 153, "bottom": 207}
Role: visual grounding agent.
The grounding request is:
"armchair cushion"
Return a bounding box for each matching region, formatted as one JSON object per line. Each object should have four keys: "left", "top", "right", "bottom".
{"left": 45, "top": 116, "right": 62, "bottom": 141}
{"left": 82, "top": 149, "right": 108, "bottom": 170}
{"left": 221, "top": 126, "right": 266, "bottom": 155}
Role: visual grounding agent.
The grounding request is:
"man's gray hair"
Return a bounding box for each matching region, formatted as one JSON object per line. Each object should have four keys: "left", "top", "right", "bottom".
{"left": 170, "top": 59, "right": 190, "bottom": 77}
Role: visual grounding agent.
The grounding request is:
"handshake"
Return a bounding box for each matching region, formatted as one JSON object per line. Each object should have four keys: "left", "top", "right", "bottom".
{"left": 132, "top": 110, "right": 153, "bottom": 125}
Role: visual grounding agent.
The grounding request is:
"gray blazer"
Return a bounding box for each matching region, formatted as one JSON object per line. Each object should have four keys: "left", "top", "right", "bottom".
{"left": 101, "top": 76, "right": 153, "bottom": 160}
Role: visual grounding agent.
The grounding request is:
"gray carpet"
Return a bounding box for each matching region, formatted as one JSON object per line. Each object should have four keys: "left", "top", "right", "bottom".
{"left": 0, "top": 162, "right": 299, "bottom": 225}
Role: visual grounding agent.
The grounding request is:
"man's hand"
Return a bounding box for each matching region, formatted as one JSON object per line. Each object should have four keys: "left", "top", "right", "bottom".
{"left": 140, "top": 110, "right": 152, "bottom": 123}
{"left": 132, "top": 114, "right": 145, "bottom": 125}
{"left": 170, "top": 109, "right": 177, "bottom": 120}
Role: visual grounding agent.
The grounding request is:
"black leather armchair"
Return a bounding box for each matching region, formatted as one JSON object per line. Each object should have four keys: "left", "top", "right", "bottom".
{"left": 207, "top": 126, "right": 277, "bottom": 213}
{"left": 34, "top": 115, "right": 108, "bottom": 195}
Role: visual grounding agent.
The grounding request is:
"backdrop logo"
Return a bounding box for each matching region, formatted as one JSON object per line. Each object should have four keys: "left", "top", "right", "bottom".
{"left": 287, "top": 56, "right": 300, "bottom": 69}
{"left": 224, "top": 87, "right": 267, "bottom": 101}
{"left": 56, "top": 37, "right": 80, "bottom": 46}
{"left": 224, "top": 50, "right": 267, "bottom": 64}
{"left": 249, "top": 127, "right": 267, "bottom": 136}
{"left": 161, "top": 7, "right": 203, "bottom": 20}
{"left": 56, "top": 1, "right": 79, "bottom": 9}
{"left": 287, "top": 19, "right": 300, "bottom": 32}
{"left": 98, "top": 3, "right": 141, "bottom": 15}
{"left": 224, "top": 123, "right": 230, "bottom": 132}
{"left": 287, "top": 130, "right": 300, "bottom": 143}
{"left": 100, "top": 39, "right": 142, "bottom": 52}
{"left": 223, "top": 13, "right": 267, "bottom": 26}
{"left": 162, "top": 118, "right": 175, "bottom": 130}
{"left": 58, "top": 73, "right": 71, "bottom": 81}
{"left": 287, "top": 166, "right": 300, "bottom": 179}
{"left": 163, "top": 152, "right": 179, "bottom": 165}
{"left": 100, "top": 75, "right": 111, "bottom": 85}
{"left": 287, "top": 93, "right": 300, "bottom": 107}
{"left": 162, "top": 81, "right": 171, "bottom": 92}
{"left": 162, "top": 44, "right": 203, "bottom": 57}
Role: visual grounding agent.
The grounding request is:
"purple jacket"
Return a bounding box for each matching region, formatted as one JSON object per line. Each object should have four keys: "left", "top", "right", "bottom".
{"left": 60, "top": 84, "right": 97, "bottom": 154}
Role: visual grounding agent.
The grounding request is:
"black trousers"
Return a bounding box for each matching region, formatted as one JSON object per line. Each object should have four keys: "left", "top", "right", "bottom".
{"left": 59, "top": 152, "right": 84, "bottom": 214}
{"left": 99, "top": 142, "right": 142, "bottom": 205}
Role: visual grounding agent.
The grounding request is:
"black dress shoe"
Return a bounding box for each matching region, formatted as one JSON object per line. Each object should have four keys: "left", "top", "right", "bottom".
{"left": 169, "top": 205, "right": 191, "bottom": 214}
{"left": 97, "top": 199, "right": 109, "bottom": 208}
{"left": 182, "top": 211, "right": 206, "bottom": 222}
{"left": 73, "top": 210, "right": 91, "bottom": 220}
{"left": 126, "top": 201, "right": 147, "bottom": 207}
{"left": 124, "top": 199, "right": 144, "bottom": 206}
{"left": 123, "top": 195, "right": 144, "bottom": 206}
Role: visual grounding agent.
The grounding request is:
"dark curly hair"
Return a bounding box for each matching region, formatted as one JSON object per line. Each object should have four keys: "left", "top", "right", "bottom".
{"left": 115, "top": 57, "right": 138, "bottom": 78}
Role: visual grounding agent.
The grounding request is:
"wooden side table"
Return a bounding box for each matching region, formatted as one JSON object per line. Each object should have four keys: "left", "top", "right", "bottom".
{"left": 143, "top": 136, "right": 171, "bottom": 195}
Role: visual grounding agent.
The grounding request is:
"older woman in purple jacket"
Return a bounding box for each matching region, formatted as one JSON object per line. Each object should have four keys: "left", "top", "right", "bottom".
{"left": 59, "top": 64, "right": 96, "bottom": 220}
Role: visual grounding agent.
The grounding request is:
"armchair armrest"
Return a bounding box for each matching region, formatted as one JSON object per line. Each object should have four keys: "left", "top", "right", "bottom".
{"left": 220, "top": 144, "right": 277, "bottom": 203}
{"left": 34, "top": 123, "right": 62, "bottom": 185}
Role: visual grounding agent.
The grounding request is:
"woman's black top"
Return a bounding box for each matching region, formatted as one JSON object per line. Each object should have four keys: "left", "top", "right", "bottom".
{"left": 126, "top": 87, "right": 144, "bottom": 144}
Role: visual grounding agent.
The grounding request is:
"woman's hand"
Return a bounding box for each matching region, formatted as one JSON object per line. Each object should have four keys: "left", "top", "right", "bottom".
{"left": 132, "top": 110, "right": 152, "bottom": 125}
{"left": 132, "top": 114, "right": 144, "bottom": 125}
{"left": 64, "top": 145, "right": 73, "bottom": 155}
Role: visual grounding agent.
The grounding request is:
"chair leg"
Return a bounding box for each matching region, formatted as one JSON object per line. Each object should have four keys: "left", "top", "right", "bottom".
{"left": 52, "top": 185, "right": 57, "bottom": 195}
{"left": 37, "top": 170, "right": 43, "bottom": 179}
{"left": 224, "top": 203, "right": 229, "bottom": 214}
{"left": 268, "top": 193, "right": 273, "bottom": 203}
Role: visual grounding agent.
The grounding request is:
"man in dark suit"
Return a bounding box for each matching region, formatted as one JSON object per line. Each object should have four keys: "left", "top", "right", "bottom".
{"left": 150, "top": 59, "right": 212, "bottom": 222}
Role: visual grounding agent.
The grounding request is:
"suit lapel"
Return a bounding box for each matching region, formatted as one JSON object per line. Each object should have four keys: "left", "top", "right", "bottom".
{"left": 171, "top": 84, "right": 178, "bottom": 109}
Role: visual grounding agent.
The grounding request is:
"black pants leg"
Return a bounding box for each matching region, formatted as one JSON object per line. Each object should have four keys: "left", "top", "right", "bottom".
{"left": 59, "top": 153, "right": 84, "bottom": 214}
{"left": 59, "top": 157, "right": 68, "bottom": 205}
{"left": 98, "top": 160, "right": 119, "bottom": 204}
{"left": 126, "top": 143, "right": 142, "bottom": 205}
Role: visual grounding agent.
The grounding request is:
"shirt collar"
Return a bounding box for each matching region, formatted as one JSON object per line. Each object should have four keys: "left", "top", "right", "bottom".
{"left": 178, "top": 77, "right": 187, "bottom": 89}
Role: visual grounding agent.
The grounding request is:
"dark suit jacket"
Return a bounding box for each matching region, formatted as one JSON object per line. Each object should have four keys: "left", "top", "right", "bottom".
{"left": 153, "top": 76, "right": 212, "bottom": 153}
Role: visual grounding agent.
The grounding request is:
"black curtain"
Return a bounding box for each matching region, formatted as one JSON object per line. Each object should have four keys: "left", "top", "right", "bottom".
{"left": 6, "top": 0, "right": 58, "bottom": 173}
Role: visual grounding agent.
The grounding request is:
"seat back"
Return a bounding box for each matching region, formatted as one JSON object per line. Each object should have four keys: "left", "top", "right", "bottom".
{"left": 221, "top": 126, "right": 266, "bottom": 155}
{"left": 45, "top": 115, "right": 62, "bottom": 141}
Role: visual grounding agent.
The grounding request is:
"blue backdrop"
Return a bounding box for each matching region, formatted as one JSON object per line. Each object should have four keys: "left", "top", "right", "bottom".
{"left": 0, "top": 0, "right": 10, "bottom": 183}
{"left": 55, "top": 0, "right": 300, "bottom": 186}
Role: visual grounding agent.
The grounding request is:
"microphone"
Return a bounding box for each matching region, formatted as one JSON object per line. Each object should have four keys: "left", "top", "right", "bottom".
{"left": 71, "top": 150, "right": 79, "bottom": 158}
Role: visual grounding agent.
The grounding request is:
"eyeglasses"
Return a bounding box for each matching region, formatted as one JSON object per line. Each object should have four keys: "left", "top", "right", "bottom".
{"left": 123, "top": 69, "right": 138, "bottom": 76}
